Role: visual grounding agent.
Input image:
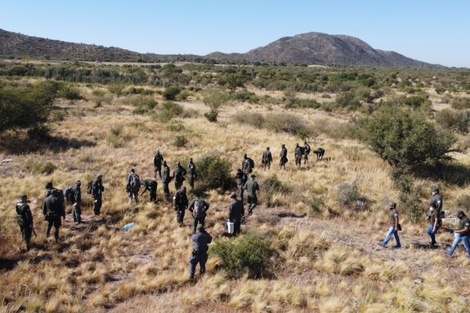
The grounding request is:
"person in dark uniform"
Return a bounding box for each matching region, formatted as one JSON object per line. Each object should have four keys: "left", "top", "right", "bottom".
{"left": 431, "top": 188, "right": 443, "bottom": 217}
{"left": 261, "top": 147, "right": 273, "bottom": 170}
{"left": 235, "top": 169, "right": 247, "bottom": 204}
{"left": 173, "top": 186, "right": 189, "bottom": 226}
{"left": 161, "top": 161, "right": 172, "bottom": 200}
{"left": 16, "top": 194, "right": 33, "bottom": 251}
{"left": 153, "top": 150, "right": 164, "bottom": 179}
{"left": 314, "top": 147, "right": 325, "bottom": 161}
{"left": 228, "top": 192, "right": 244, "bottom": 236}
{"left": 244, "top": 174, "right": 260, "bottom": 215}
{"left": 43, "top": 189, "right": 65, "bottom": 241}
{"left": 188, "top": 158, "right": 197, "bottom": 190}
{"left": 173, "top": 162, "right": 187, "bottom": 191}
{"left": 72, "top": 180, "right": 82, "bottom": 224}
{"left": 279, "top": 144, "right": 288, "bottom": 169}
{"left": 189, "top": 224, "right": 212, "bottom": 280}
{"left": 141, "top": 178, "right": 158, "bottom": 203}
{"left": 92, "top": 174, "right": 104, "bottom": 215}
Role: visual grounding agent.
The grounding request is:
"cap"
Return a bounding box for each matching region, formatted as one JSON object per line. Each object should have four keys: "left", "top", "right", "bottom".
{"left": 432, "top": 188, "right": 439, "bottom": 193}
{"left": 388, "top": 201, "right": 396, "bottom": 208}
{"left": 45, "top": 181, "right": 53, "bottom": 189}
{"left": 96, "top": 173, "right": 103, "bottom": 178}
{"left": 230, "top": 192, "right": 237, "bottom": 199}
{"left": 196, "top": 224, "right": 205, "bottom": 231}
{"left": 251, "top": 174, "right": 256, "bottom": 178}
{"left": 20, "top": 194, "right": 28, "bottom": 199}
{"left": 457, "top": 210, "right": 464, "bottom": 215}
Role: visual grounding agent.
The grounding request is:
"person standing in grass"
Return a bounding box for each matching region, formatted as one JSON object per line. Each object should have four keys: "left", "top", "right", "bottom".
{"left": 43, "top": 189, "right": 65, "bottom": 242}
{"left": 187, "top": 158, "right": 197, "bottom": 190}
{"left": 446, "top": 210, "right": 470, "bottom": 258}
{"left": 261, "top": 147, "right": 273, "bottom": 170}
{"left": 16, "top": 194, "right": 33, "bottom": 251}
{"left": 173, "top": 161, "right": 187, "bottom": 191}
{"left": 279, "top": 144, "right": 288, "bottom": 169}
{"left": 126, "top": 168, "right": 141, "bottom": 204}
{"left": 303, "top": 140, "right": 311, "bottom": 164}
{"left": 92, "top": 174, "right": 104, "bottom": 215}
{"left": 426, "top": 202, "right": 441, "bottom": 247}
{"left": 228, "top": 192, "right": 244, "bottom": 236}
{"left": 173, "top": 186, "right": 189, "bottom": 226}
{"left": 244, "top": 174, "right": 260, "bottom": 215}
{"left": 378, "top": 201, "right": 401, "bottom": 248}
{"left": 140, "top": 178, "right": 157, "bottom": 203}
{"left": 153, "top": 150, "right": 164, "bottom": 179}
{"left": 72, "top": 180, "right": 82, "bottom": 224}
{"left": 294, "top": 143, "right": 303, "bottom": 169}
{"left": 235, "top": 169, "right": 247, "bottom": 204}
{"left": 189, "top": 224, "right": 212, "bottom": 280}
{"left": 188, "top": 195, "right": 209, "bottom": 234}
{"left": 161, "top": 161, "right": 171, "bottom": 200}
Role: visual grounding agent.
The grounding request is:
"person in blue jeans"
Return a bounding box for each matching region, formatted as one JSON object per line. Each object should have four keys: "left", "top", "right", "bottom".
{"left": 379, "top": 201, "right": 401, "bottom": 248}
{"left": 426, "top": 202, "right": 441, "bottom": 247}
{"left": 446, "top": 210, "right": 470, "bottom": 258}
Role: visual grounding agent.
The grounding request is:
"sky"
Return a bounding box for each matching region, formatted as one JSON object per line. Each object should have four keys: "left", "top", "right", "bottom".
{"left": 1, "top": 0, "right": 469, "bottom": 67}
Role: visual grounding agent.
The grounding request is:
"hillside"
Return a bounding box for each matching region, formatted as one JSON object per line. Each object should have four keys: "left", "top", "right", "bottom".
{"left": 0, "top": 28, "right": 440, "bottom": 67}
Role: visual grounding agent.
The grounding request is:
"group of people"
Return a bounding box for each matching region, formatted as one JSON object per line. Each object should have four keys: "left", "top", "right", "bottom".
{"left": 378, "top": 188, "right": 470, "bottom": 259}
{"left": 260, "top": 141, "right": 326, "bottom": 171}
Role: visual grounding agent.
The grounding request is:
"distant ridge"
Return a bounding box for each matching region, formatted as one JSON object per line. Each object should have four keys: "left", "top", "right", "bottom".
{"left": 0, "top": 28, "right": 441, "bottom": 67}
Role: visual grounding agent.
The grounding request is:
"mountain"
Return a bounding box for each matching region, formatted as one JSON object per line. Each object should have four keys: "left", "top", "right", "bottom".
{"left": 207, "top": 32, "right": 440, "bottom": 67}
{"left": 0, "top": 28, "right": 440, "bottom": 67}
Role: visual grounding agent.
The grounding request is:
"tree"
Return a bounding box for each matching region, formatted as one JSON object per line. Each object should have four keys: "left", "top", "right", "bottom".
{"left": 0, "top": 81, "right": 58, "bottom": 133}
{"left": 358, "top": 106, "right": 455, "bottom": 169}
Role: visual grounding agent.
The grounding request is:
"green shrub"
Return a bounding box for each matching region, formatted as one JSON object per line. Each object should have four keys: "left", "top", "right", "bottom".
{"left": 435, "top": 109, "right": 470, "bottom": 134}
{"left": 204, "top": 110, "right": 218, "bottom": 122}
{"left": 159, "top": 101, "right": 183, "bottom": 123}
{"left": 264, "top": 113, "right": 310, "bottom": 138}
{"left": 456, "top": 194, "right": 470, "bottom": 210}
{"left": 163, "top": 86, "right": 182, "bottom": 100}
{"left": 59, "top": 85, "right": 82, "bottom": 100}
{"left": 195, "top": 154, "right": 233, "bottom": 191}
{"left": 173, "top": 135, "right": 188, "bottom": 148}
{"left": 166, "top": 123, "right": 185, "bottom": 132}
{"left": 451, "top": 97, "right": 470, "bottom": 109}
{"left": 24, "top": 158, "right": 57, "bottom": 175}
{"left": 232, "top": 111, "right": 265, "bottom": 129}
{"left": 211, "top": 233, "right": 277, "bottom": 278}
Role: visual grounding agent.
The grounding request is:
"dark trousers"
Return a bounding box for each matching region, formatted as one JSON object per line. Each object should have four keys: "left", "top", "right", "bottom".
{"left": 149, "top": 189, "right": 157, "bottom": 203}
{"left": 18, "top": 222, "right": 32, "bottom": 248}
{"left": 128, "top": 190, "right": 139, "bottom": 204}
{"left": 93, "top": 196, "right": 102, "bottom": 215}
{"left": 176, "top": 208, "right": 185, "bottom": 225}
{"left": 188, "top": 175, "right": 195, "bottom": 189}
{"left": 237, "top": 185, "right": 244, "bottom": 204}
{"left": 72, "top": 203, "right": 81, "bottom": 223}
{"left": 231, "top": 219, "right": 241, "bottom": 235}
{"left": 193, "top": 216, "right": 205, "bottom": 233}
{"left": 154, "top": 166, "right": 162, "bottom": 179}
{"left": 247, "top": 195, "right": 258, "bottom": 214}
{"left": 163, "top": 182, "right": 170, "bottom": 199}
{"left": 189, "top": 251, "right": 208, "bottom": 278}
{"left": 46, "top": 215, "right": 61, "bottom": 240}
{"left": 175, "top": 178, "right": 184, "bottom": 190}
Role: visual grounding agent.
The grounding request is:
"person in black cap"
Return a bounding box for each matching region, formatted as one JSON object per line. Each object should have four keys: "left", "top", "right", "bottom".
{"left": 189, "top": 224, "right": 212, "bottom": 280}
{"left": 72, "top": 180, "right": 82, "bottom": 224}
{"left": 378, "top": 201, "right": 401, "bottom": 248}
{"left": 228, "top": 192, "right": 244, "bottom": 236}
{"left": 446, "top": 210, "right": 470, "bottom": 258}
{"left": 244, "top": 173, "right": 260, "bottom": 215}
{"left": 16, "top": 194, "right": 33, "bottom": 251}
{"left": 431, "top": 188, "right": 443, "bottom": 217}
{"left": 92, "top": 174, "right": 104, "bottom": 215}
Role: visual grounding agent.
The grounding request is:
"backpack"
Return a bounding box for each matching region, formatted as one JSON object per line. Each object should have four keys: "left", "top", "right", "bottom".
{"left": 304, "top": 144, "right": 311, "bottom": 155}
{"left": 87, "top": 181, "right": 93, "bottom": 194}
{"left": 193, "top": 199, "right": 206, "bottom": 218}
{"left": 130, "top": 173, "right": 141, "bottom": 190}
{"left": 55, "top": 189, "right": 65, "bottom": 204}
{"left": 64, "top": 186, "right": 75, "bottom": 203}
{"left": 248, "top": 158, "right": 255, "bottom": 169}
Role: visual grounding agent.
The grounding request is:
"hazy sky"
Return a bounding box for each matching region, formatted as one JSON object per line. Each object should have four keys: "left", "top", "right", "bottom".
{"left": 1, "top": 0, "right": 469, "bottom": 67}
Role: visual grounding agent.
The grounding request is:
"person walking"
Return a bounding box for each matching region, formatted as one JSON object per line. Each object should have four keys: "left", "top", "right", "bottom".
{"left": 426, "top": 202, "right": 441, "bottom": 247}
{"left": 446, "top": 210, "right": 470, "bottom": 258}
{"left": 228, "top": 192, "right": 244, "bottom": 236}
{"left": 188, "top": 158, "right": 197, "bottom": 190}
{"left": 235, "top": 169, "right": 247, "bottom": 204}
{"left": 173, "top": 162, "right": 187, "bottom": 191}
{"left": 189, "top": 224, "right": 212, "bottom": 280}
{"left": 173, "top": 186, "right": 189, "bottom": 226}
{"left": 126, "top": 169, "right": 141, "bottom": 204}
{"left": 153, "top": 150, "right": 164, "bottom": 179}
{"left": 431, "top": 188, "right": 443, "bottom": 217}
{"left": 261, "top": 147, "right": 273, "bottom": 170}
{"left": 242, "top": 154, "right": 255, "bottom": 174}
{"left": 43, "top": 189, "right": 65, "bottom": 242}
{"left": 279, "top": 144, "right": 288, "bottom": 169}
{"left": 378, "top": 201, "right": 401, "bottom": 248}
{"left": 92, "top": 174, "right": 104, "bottom": 215}
{"left": 294, "top": 143, "right": 303, "bottom": 169}
{"left": 244, "top": 174, "right": 260, "bottom": 215}
{"left": 303, "top": 140, "right": 311, "bottom": 164}
{"left": 188, "top": 196, "right": 209, "bottom": 234}
{"left": 140, "top": 178, "right": 158, "bottom": 203}
{"left": 161, "top": 161, "right": 172, "bottom": 200}
{"left": 72, "top": 180, "right": 82, "bottom": 224}
{"left": 16, "top": 194, "right": 33, "bottom": 251}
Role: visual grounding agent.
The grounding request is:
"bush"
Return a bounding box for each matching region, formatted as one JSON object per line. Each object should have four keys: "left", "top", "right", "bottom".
{"left": 357, "top": 106, "right": 455, "bottom": 169}
{"left": 204, "top": 110, "right": 218, "bottom": 122}
{"left": 59, "top": 85, "right": 82, "bottom": 100}
{"left": 211, "top": 233, "right": 277, "bottom": 278}
{"left": 451, "top": 97, "right": 470, "bottom": 109}
{"left": 195, "top": 154, "right": 233, "bottom": 191}
{"left": 336, "top": 182, "right": 361, "bottom": 207}
{"left": 163, "top": 86, "right": 182, "bottom": 100}
{"left": 435, "top": 109, "right": 470, "bottom": 133}
{"left": 159, "top": 101, "right": 183, "bottom": 123}
{"left": 232, "top": 111, "right": 265, "bottom": 129}
{"left": 264, "top": 113, "right": 310, "bottom": 138}
{"left": 173, "top": 135, "right": 188, "bottom": 148}
{"left": 0, "top": 81, "right": 58, "bottom": 133}
{"left": 456, "top": 194, "right": 470, "bottom": 210}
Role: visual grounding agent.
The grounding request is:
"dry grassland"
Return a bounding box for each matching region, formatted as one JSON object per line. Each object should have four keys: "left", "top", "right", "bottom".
{"left": 0, "top": 84, "right": 469, "bottom": 313}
